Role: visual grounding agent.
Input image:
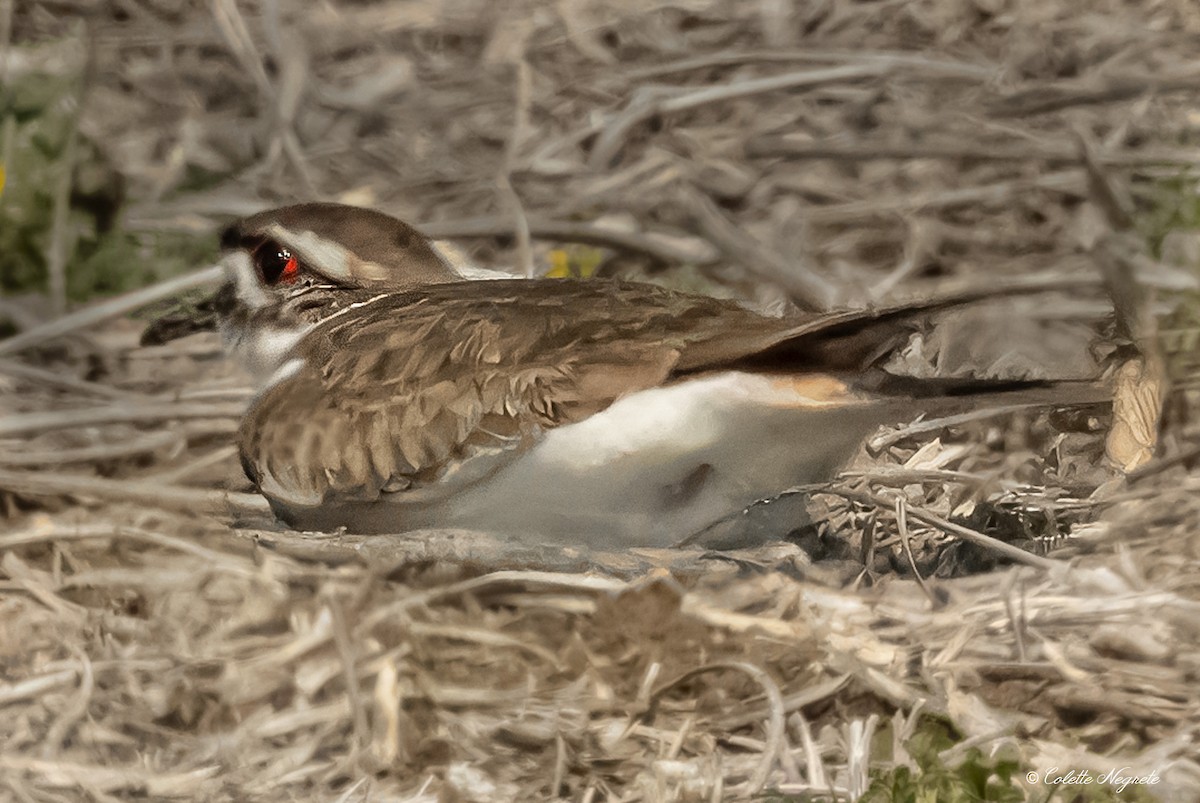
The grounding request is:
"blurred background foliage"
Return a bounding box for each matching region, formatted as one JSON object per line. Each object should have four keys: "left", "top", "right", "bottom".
{"left": 0, "top": 68, "right": 214, "bottom": 303}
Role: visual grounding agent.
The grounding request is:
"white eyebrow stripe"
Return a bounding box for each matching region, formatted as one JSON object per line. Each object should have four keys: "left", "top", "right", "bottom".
{"left": 264, "top": 222, "right": 358, "bottom": 281}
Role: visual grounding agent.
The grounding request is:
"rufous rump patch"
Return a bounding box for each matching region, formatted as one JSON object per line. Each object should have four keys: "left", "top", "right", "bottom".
{"left": 766, "top": 373, "right": 861, "bottom": 405}
{"left": 671, "top": 370, "right": 864, "bottom": 408}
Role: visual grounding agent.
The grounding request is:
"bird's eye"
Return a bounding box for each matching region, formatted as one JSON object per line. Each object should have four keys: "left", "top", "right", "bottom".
{"left": 253, "top": 240, "right": 300, "bottom": 285}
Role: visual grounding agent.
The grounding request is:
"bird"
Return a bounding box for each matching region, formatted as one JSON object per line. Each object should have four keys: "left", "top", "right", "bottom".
{"left": 148, "top": 202, "right": 1107, "bottom": 549}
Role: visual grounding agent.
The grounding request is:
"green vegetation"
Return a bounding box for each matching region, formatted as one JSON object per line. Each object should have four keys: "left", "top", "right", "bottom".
{"left": 0, "top": 70, "right": 214, "bottom": 303}
{"left": 1135, "top": 171, "right": 1200, "bottom": 385}
{"left": 1138, "top": 173, "right": 1200, "bottom": 258}
{"left": 763, "top": 718, "right": 1155, "bottom": 802}
{"left": 858, "top": 719, "right": 1024, "bottom": 803}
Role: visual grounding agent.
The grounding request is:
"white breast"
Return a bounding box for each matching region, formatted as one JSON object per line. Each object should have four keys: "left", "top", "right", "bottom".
{"left": 223, "top": 322, "right": 312, "bottom": 386}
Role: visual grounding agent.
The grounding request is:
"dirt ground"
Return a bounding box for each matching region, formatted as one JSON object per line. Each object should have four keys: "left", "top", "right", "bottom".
{"left": 3, "top": 1, "right": 1200, "bottom": 800}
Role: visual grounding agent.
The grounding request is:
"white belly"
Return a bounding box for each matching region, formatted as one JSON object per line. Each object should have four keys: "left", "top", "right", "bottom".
{"left": 436, "top": 372, "right": 886, "bottom": 548}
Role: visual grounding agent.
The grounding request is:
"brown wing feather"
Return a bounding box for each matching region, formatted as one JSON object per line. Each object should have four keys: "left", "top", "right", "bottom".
{"left": 241, "top": 275, "right": 1092, "bottom": 508}
{"left": 240, "top": 280, "right": 782, "bottom": 507}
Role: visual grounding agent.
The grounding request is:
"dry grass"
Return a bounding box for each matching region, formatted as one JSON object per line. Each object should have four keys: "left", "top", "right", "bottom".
{"left": 3, "top": 0, "right": 1200, "bottom": 800}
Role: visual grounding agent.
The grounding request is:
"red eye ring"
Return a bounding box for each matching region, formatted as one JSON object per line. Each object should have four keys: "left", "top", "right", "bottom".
{"left": 280, "top": 253, "right": 299, "bottom": 282}
{"left": 253, "top": 240, "right": 301, "bottom": 285}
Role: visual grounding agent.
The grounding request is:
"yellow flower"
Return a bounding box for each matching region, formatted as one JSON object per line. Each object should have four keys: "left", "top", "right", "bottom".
{"left": 546, "top": 249, "right": 571, "bottom": 278}
{"left": 545, "top": 246, "right": 604, "bottom": 278}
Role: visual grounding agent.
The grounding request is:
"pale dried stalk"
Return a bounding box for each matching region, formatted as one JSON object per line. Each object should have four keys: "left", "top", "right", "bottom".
{"left": 0, "top": 266, "right": 223, "bottom": 356}
{"left": 419, "top": 215, "right": 719, "bottom": 265}
{"left": 45, "top": 87, "right": 79, "bottom": 318}
{"left": 679, "top": 187, "right": 835, "bottom": 310}
{"left": 0, "top": 429, "right": 182, "bottom": 466}
{"left": 652, "top": 661, "right": 787, "bottom": 794}
{"left": 0, "top": 359, "right": 152, "bottom": 400}
{"left": 833, "top": 488, "right": 1061, "bottom": 571}
{"left": 992, "top": 67, "right": 1200, "bottom": 116}
{"left": 0, "top": 400, "right": 244, "bottom": 437}
{"left": 745, "top": 137, "right": 1200, "bottom": 167}
{"left": 624, "top": 47, "right": 996, "bottom": 81}
{"left": 589, "top": 62, "right": 894, "bottom": 170}
{"left": 0, "top": 467, "right": 269, "bottom": 516}
{"left": 805, "top": 169, "right": 1087, "bottom": 223}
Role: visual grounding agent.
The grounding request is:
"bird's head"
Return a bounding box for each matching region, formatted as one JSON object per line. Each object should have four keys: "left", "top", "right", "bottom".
{"left": 145, "top": 202, "right": 463, "bottom": 381}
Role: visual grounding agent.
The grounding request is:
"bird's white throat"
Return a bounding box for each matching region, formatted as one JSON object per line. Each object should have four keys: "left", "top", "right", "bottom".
{"left": 222, "top": 320, "right": 311, "bottom": 387}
